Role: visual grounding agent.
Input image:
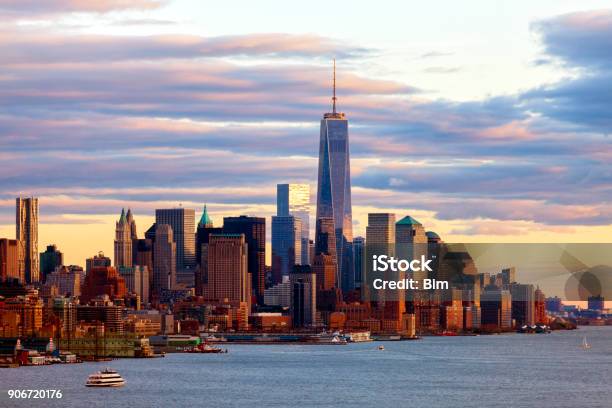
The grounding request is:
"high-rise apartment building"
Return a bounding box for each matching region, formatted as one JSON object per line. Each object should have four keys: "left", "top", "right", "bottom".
{"left": 155, "top": 208, "right": 196, "bottom": 284}
{"left": 153, "top": 224, "right": 176, "bottom": 292}
{"left": 204, "top": 234, "right": 250, "bottom": 308}
{"left": 315, "top": 62, "right": 353, "bottom": 293}
{"left": 277, "top": 184, "right": 311, "bottom": 263}
{"left": 271, "top": 215, "right": 302, "bottom": 285}
{"left": 16, "top": 197, "right": 39, "bottom": 283}
{"left": 223, "top": 216, "right": 265, "bottom": 303}
{"left": 114, "top": 208, "right": 133, "bottom": 268}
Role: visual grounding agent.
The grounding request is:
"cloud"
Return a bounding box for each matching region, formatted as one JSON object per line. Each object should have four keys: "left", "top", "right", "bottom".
{"left": 0, "top": 7, "right": 611, "bottom": 235}
{"left": 525, "top": 10, "right": 612, "bottom": 134}
{"left": 0, "top": 0, "right": 163, "bottom": 15}
{"left": 531, "top": 9, "right": 612, "bottom": 70}
{"left": 0, "top": 32, "right": 371, "bottom": 63}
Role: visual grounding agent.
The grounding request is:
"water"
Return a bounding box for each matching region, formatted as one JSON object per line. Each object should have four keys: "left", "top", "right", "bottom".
{"left": 1, "top": 326, "right": 610, "bottom": 408}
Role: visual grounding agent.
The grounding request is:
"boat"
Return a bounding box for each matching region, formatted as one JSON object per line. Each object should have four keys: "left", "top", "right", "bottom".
{"left": 378, "top": 345, "right": 385, "bottom": 351}
{"left": 581, "top": 336, "right": 591, "bottom": 350}
{"left": 188, "top": 343, "right": 228, "bottom": 354}
{"left": 86, "top": 368, "right": 126, "bottom": 387}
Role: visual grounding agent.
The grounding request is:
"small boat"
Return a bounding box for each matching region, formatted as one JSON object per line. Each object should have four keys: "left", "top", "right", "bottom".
{"left": 581, "top": 336, "right": 591, "bottom": 350}
{"left": 188, "top": 343, "right": 228, "bottom": 354}
{"left": 377, "top": 345, "right": 385, "bottom": 351}
{"left": 86, "top": 368, "right": 125, "bottom": 387}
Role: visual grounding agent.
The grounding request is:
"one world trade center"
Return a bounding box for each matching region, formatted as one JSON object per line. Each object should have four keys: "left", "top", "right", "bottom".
{"left": 315, "top": 61, "right": 354, "bottom": 293}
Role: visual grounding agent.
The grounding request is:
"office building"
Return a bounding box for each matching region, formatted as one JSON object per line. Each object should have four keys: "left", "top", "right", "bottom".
{"left": 86, "top": 252, "right": 111, "bottom": 273}
{"left": 153, "top": 224, "right": 176, "bottom": 292}
{"left": 271, "top": 215, "right": 302, "bottom": 285}
{"left": 510, "top": 283, "right": 535, "bottom": 326}
{"left": 80, "top": 266, "right": 127, "bottom": 304}
{"left": 204, "top": 234, "right": 250, "bottom": 307}
{"left": 290, "top": 265, "right": 317, "bottom": 327}
{"left": 277, "top": 183, "right": 311, "bottom": 263}
{"left": 588, "top": 295, "right": 604, "bottom": 311}
{"left": 114, "top": 208, "right": 133, "bottom": 268}
{"left": 16, "top": 197, "right": 39, "bottom": 283}
{"left": 155, "top": 208, "right": 196, "bottom": 284}
{"left": 353, "top": 236, "right": 365, "bottom": 289}
{"left": 501, "top": 267, "right": 516, "bottom": 287}
{"left": 119, "top": 265, "right": 150, "bottom": 305}
{"left": 315, "top": 62, "right": 354, "bottom": 293}
{"left": 223, "top": 216, "right": 265, "bottom": 303}
{"left": 40, "top": 244, "right": 63, "bottom": 282}
{"left": 481, "top": 287, "right": 512, "bottom": 331}
{"left": 195, "top": 206, "right": 223, "bottom": 295}
{"left": 44, "top": 266, "right": 81, "bottom": 297}
{"left": 0, "top": 238, "right": 22, "bottom": 282}
{"left": 395, "top": 216, "right": 428, "bottom": 282}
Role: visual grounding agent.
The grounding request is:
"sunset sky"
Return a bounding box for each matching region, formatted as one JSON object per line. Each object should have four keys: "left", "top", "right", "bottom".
{"left": 0, "top": 0, "right": 611, "bottom": 268}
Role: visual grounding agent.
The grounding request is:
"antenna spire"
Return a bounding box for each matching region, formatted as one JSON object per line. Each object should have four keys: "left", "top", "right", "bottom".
{"left": 332, "top": 58, "right": 337, "bottom": 114}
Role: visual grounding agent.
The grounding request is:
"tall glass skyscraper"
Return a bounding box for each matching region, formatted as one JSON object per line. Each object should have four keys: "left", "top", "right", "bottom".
{"left": 155, "top": 208, "right": 196, "bottom": 286}
{"left": 315, "top": 62, "right": 354, "bottom": 293}
{"left": 277, "top": 183, "right": 310, "bottom": 264}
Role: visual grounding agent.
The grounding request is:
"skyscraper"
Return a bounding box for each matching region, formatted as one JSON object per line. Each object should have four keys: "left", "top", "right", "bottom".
{"left": 40, "top": 244, "right": 63, "bottom": 282}
{"left": 223, "top": 216, "right": 265, "bottom": 304}
{"left": 153, "top": 224, "right": 176, "bottom": 292}
{"left": 16, "top": 197, "right": 39, "bottom": 283}
{"left": 366, "top": 213, "right": 402, "bottom": 323}
{"left": 114, "top": 208, "right": 133, "bottom": 268}
{"left": 315, "top": 61, "right": 353, "bottom": 293}
{"left": 271, "top": 216, "right": 302, "bottom": 285}
{"left": 395, "top": 216, "right": 428, "bottom": 283}
{"left": 0, "top": 239, "right": 21, "bottom": 282}
{"left": 195, "top": 206, "right": 223, "bottom": 296}
{"left": 204, "top": 234, "right": 250, "bottom": 308}
{"left": 312, "top": 217, "right": 337, "bottom": 290}
{"left": 277, "top": 183, "right": 311, "bottom": 263}
{"left": 155, "top": 208, "right": 196, "bottom": 285}
{"left": 290, "top": 265, "right": 317, "bottom": 328}
{"left": 353, "top": 236, "right": 365, "bottom": 289}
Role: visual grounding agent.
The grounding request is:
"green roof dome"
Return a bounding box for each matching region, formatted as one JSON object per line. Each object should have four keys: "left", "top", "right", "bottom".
{"left": 396, "top": 215, "right": 421, "bottom": 225}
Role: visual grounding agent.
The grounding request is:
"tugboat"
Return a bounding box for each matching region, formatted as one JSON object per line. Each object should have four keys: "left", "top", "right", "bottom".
{"left": 86, "top": 368, "right": 126, "bottom": 387}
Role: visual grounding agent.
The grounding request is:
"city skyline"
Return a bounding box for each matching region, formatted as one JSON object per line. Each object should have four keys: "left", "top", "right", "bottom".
{"left": 1, "top": 1, "right": 612, "bottom": 267}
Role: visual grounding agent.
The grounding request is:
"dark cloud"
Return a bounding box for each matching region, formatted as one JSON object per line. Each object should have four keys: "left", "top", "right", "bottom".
{"left": 531, "top": 10, "right": 612, "bottom": 70}
{"left": 525, "top": 10, "right": 612, "bottom": 134}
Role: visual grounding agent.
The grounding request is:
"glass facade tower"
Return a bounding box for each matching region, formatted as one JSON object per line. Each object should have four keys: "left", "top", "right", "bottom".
{"left": 315, "top": 62, "right": 354, "bottom": 293}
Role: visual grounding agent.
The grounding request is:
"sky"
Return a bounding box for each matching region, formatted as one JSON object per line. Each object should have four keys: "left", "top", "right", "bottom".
{"left": 0, "top": 0, "right": 611, "bottom": 275}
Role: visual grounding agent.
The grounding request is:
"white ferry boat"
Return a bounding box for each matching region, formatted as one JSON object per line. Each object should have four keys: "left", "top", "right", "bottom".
{"left": 86, "top": 368, "right": 126, "bottom": 387}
